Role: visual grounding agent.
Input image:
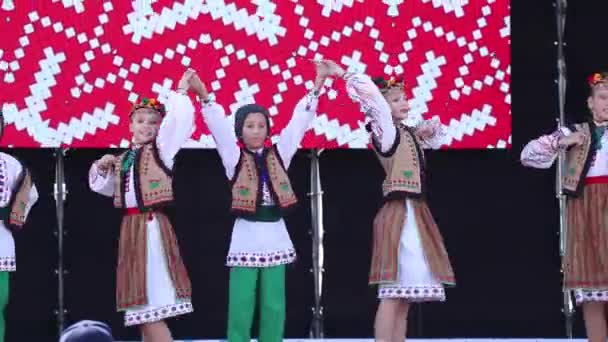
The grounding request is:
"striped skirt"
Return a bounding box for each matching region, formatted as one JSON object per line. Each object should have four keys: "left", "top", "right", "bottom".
{"left": 565, "top": 182, "right": 608, "bottom": 304}
{"left": 117, "top": 210, "right": 193, "bottom": 325}
{"left": 369, "top": 198, "right": 455, "bottom": 291}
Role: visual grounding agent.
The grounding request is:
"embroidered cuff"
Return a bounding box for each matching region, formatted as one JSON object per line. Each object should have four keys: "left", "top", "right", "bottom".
{"left": 200, "top": 93, "right": 216, "bottom": 107}
{"left": 342, "top": 71, "right": 356, "bottom": 81}
{"left": 304, "top": 90, "right": 320, "bottom": 111}
{"left": 308, "top": 89, "right": 321, "bottom": 98}
{"left": 552, "top": 130, "right": 567, "bottom": 151}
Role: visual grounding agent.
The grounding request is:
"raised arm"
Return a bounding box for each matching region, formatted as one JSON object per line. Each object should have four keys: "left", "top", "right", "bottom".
{"left": 190, "top": 73, "right": 241, "bottom": 179}
{"left": 343, "top": 72, "right": 397, "bottom": 153}
{"left": 276, "top": 60, "right": 336, "bottom": 167}
{"left": 201, "top": 101, "right": 241, "bottom": 179}
{"left": 276, "top": 91, "right": 320, "bottom": 168}
{"left": 156, "top": 71, "right": 197, "bottom": 169}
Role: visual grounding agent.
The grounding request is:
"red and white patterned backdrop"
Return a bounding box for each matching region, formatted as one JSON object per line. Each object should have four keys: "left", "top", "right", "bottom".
{"left": 0, "top": 0, "right": 510, "bottom": 149}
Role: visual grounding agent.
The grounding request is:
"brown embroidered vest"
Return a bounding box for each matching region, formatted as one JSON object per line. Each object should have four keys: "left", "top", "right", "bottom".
{"left": 374, "top": 126, "right": 425, "bottom": 199}
{"left": 113, "top": 143, "right": 173, "bottom": 210}
{"left": 6, "top": 167, "right": 33, "bottom": 231}
{"left": 562, "top": 122, "right": 594, "bottom": 196}
{"left": 231, "top": 146, "right": 297, "bottom": 217}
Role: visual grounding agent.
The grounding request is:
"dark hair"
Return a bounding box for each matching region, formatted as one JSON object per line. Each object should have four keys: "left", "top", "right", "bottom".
{"left": 234, "top": 104, "right": 271, "bottom": 138}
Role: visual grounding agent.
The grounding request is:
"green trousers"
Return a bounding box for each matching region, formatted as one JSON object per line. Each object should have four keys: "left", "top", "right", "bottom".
{"left": 227, "top": 265, "right": 285, "bottom": 342}
{"left": 0, "top": 272, "right": 9, "bottom": 342}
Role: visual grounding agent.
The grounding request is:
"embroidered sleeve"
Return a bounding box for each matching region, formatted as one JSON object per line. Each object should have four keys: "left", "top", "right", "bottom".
{"left": 3, "top": 158, "right": 39, "bottom": 218}
{"left": 344, "top": 73, "right": 396, "bottom": 153}
{"left": 2, "top": 154, "right": 21, "bottom": 206}
{"left": 415, "top": 117, "right": 446, "bottom": 149}
{"left": 521, "top": 127, "right": 571, "bottom": 169}
{"left": 201, "top": 101, "right": 241, "bottom": 179}
{"left": 156, "top": 91, "right": 196, "bottom": 169}
{"left": 276, "top": 90, "right": 320, "bottom": 168}
{"left": 88, "top": 162, "right": 115, "bottom": 197}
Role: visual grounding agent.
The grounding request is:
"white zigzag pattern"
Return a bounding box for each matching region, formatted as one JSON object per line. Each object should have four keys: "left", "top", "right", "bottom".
{"left": 422, "top": 0, "right": 470, "bottom": 17}
{"left": 291, "top": 5, "right": 509, "bottom": 147}
{"left": 316, "top": 0, "right": 357, "bottom": 17}
{"left": 382, "top": 0, "right": 405, "bottom": 17}
{"left": 123, "top": 0, "right": 286, "bottom": 46}
{"left": 443, "top": 104, "right": 497, "bottom": 145}
{"left": 2, "top": 1, "right": 509, "bottom": 148}
{"left": 51, "top": 0, "right": 85, "bottom": 13}
{"left": 2, "top": 48, "right": 120, "bottom": 146}
{"left": 408, "top": 51, "right": 446, "bottom": 127}
{"left": 311, "top": 113, "right": 370, "bottom": 147}
{"left": 2, "top": 0, "right": 15, "bottom": 11}
{"left": 487, "top": 135, "right": 511, "bottom": 149}
{"left": 2, "top": 1, "right": 292, "bottom": 146}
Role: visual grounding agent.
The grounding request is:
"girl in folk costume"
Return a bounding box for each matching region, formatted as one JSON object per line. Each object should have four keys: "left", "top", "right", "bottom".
{"left": 0, "top": 111, "right": 39, "bottom": 342}
{"left": 88, "top": 70, "right": 197, "bottom": 342}
{"left": 330, "top": 60, "right": 455, "bottom": 342}
{"left": 191, "top": 61, "right": 331, "bottom": 342}
{"left": 521, "top": 72, "right": 608, "bottom": 342}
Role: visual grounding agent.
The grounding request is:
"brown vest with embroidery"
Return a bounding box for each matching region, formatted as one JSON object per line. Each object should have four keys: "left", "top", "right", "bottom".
{"left": 113, "top": 143, "right": 173, "bottom": 210}
{"left": 375, "top": 126, "right": 425, "bottom": 198}
{"left": 231, "top": 146, "right": 297, "bottom": 215}
{"left": 562, "top": 122, "right": 593, "bottom": 196}
{"left": 7, "top": 168, "right": 33, "bottom": 230}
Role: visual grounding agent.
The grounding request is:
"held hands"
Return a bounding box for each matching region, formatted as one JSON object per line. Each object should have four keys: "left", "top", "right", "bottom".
{"left": 189, "top": 73, "right": 209, "bottom": 102}
{"left": 312, "top": 59, "right": 347, "bottom": 91}
{"left": 177, "top": 69, "right": 196, "bottom": 93}
{"left": 321, "top": 59, "right": 347, "bottom": 78}
{"left": 176, "top": 69, "right": 209, "bottom": 102}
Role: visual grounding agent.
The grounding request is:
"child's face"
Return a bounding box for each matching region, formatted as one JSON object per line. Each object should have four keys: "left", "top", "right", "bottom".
{"left": 589, "top": 87, "right": 608, "bottom": 123}
{"left": 129, "top": 109, "right": 162, "bottom": 144}
{"left": 241, "top": 113, "right": 268, "bottom": 150}
{"left": 384, "top": 87, "right": 410, "bottom": 121}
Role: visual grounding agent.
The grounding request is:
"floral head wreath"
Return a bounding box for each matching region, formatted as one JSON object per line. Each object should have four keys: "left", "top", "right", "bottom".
{"left": 130, "top": 97, "right": 166, "bottom": 117}
{"left": 588, "top": 72, "right": 608, "bottom": 89}
{"left": 372, "top": 75, "right": 405, "bottom": 95}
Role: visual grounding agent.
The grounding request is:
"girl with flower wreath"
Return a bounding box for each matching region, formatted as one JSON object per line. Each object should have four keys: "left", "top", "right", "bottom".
{"left": 326, "top": 60, "right": 455, "bottom": 342}
{"left": 521, "top": 72, "right": 608, "bottom": 342}
{"left": 89, "top": 70, "right": 197, "bottom": 342}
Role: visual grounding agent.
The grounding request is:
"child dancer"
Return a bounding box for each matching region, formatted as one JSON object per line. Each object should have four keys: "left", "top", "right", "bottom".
{"left": 0, "top": 111, "right": 39, "bottom": 342}
{"left": 89, "top": 70, "right": 196, "bottom": 342}
{"left": 334, "top": 60, "right": 455, "bottom": 342}
{"left": 191, "top": 61, "right": 332, "bottom": 342}
{"left": 521, "top": 72, "right": 608, "bottom": 342}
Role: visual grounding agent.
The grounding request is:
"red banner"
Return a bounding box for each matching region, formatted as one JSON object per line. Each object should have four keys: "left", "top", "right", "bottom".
{"left": 0, "top": 0, "right": 510, "bottom": 148}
